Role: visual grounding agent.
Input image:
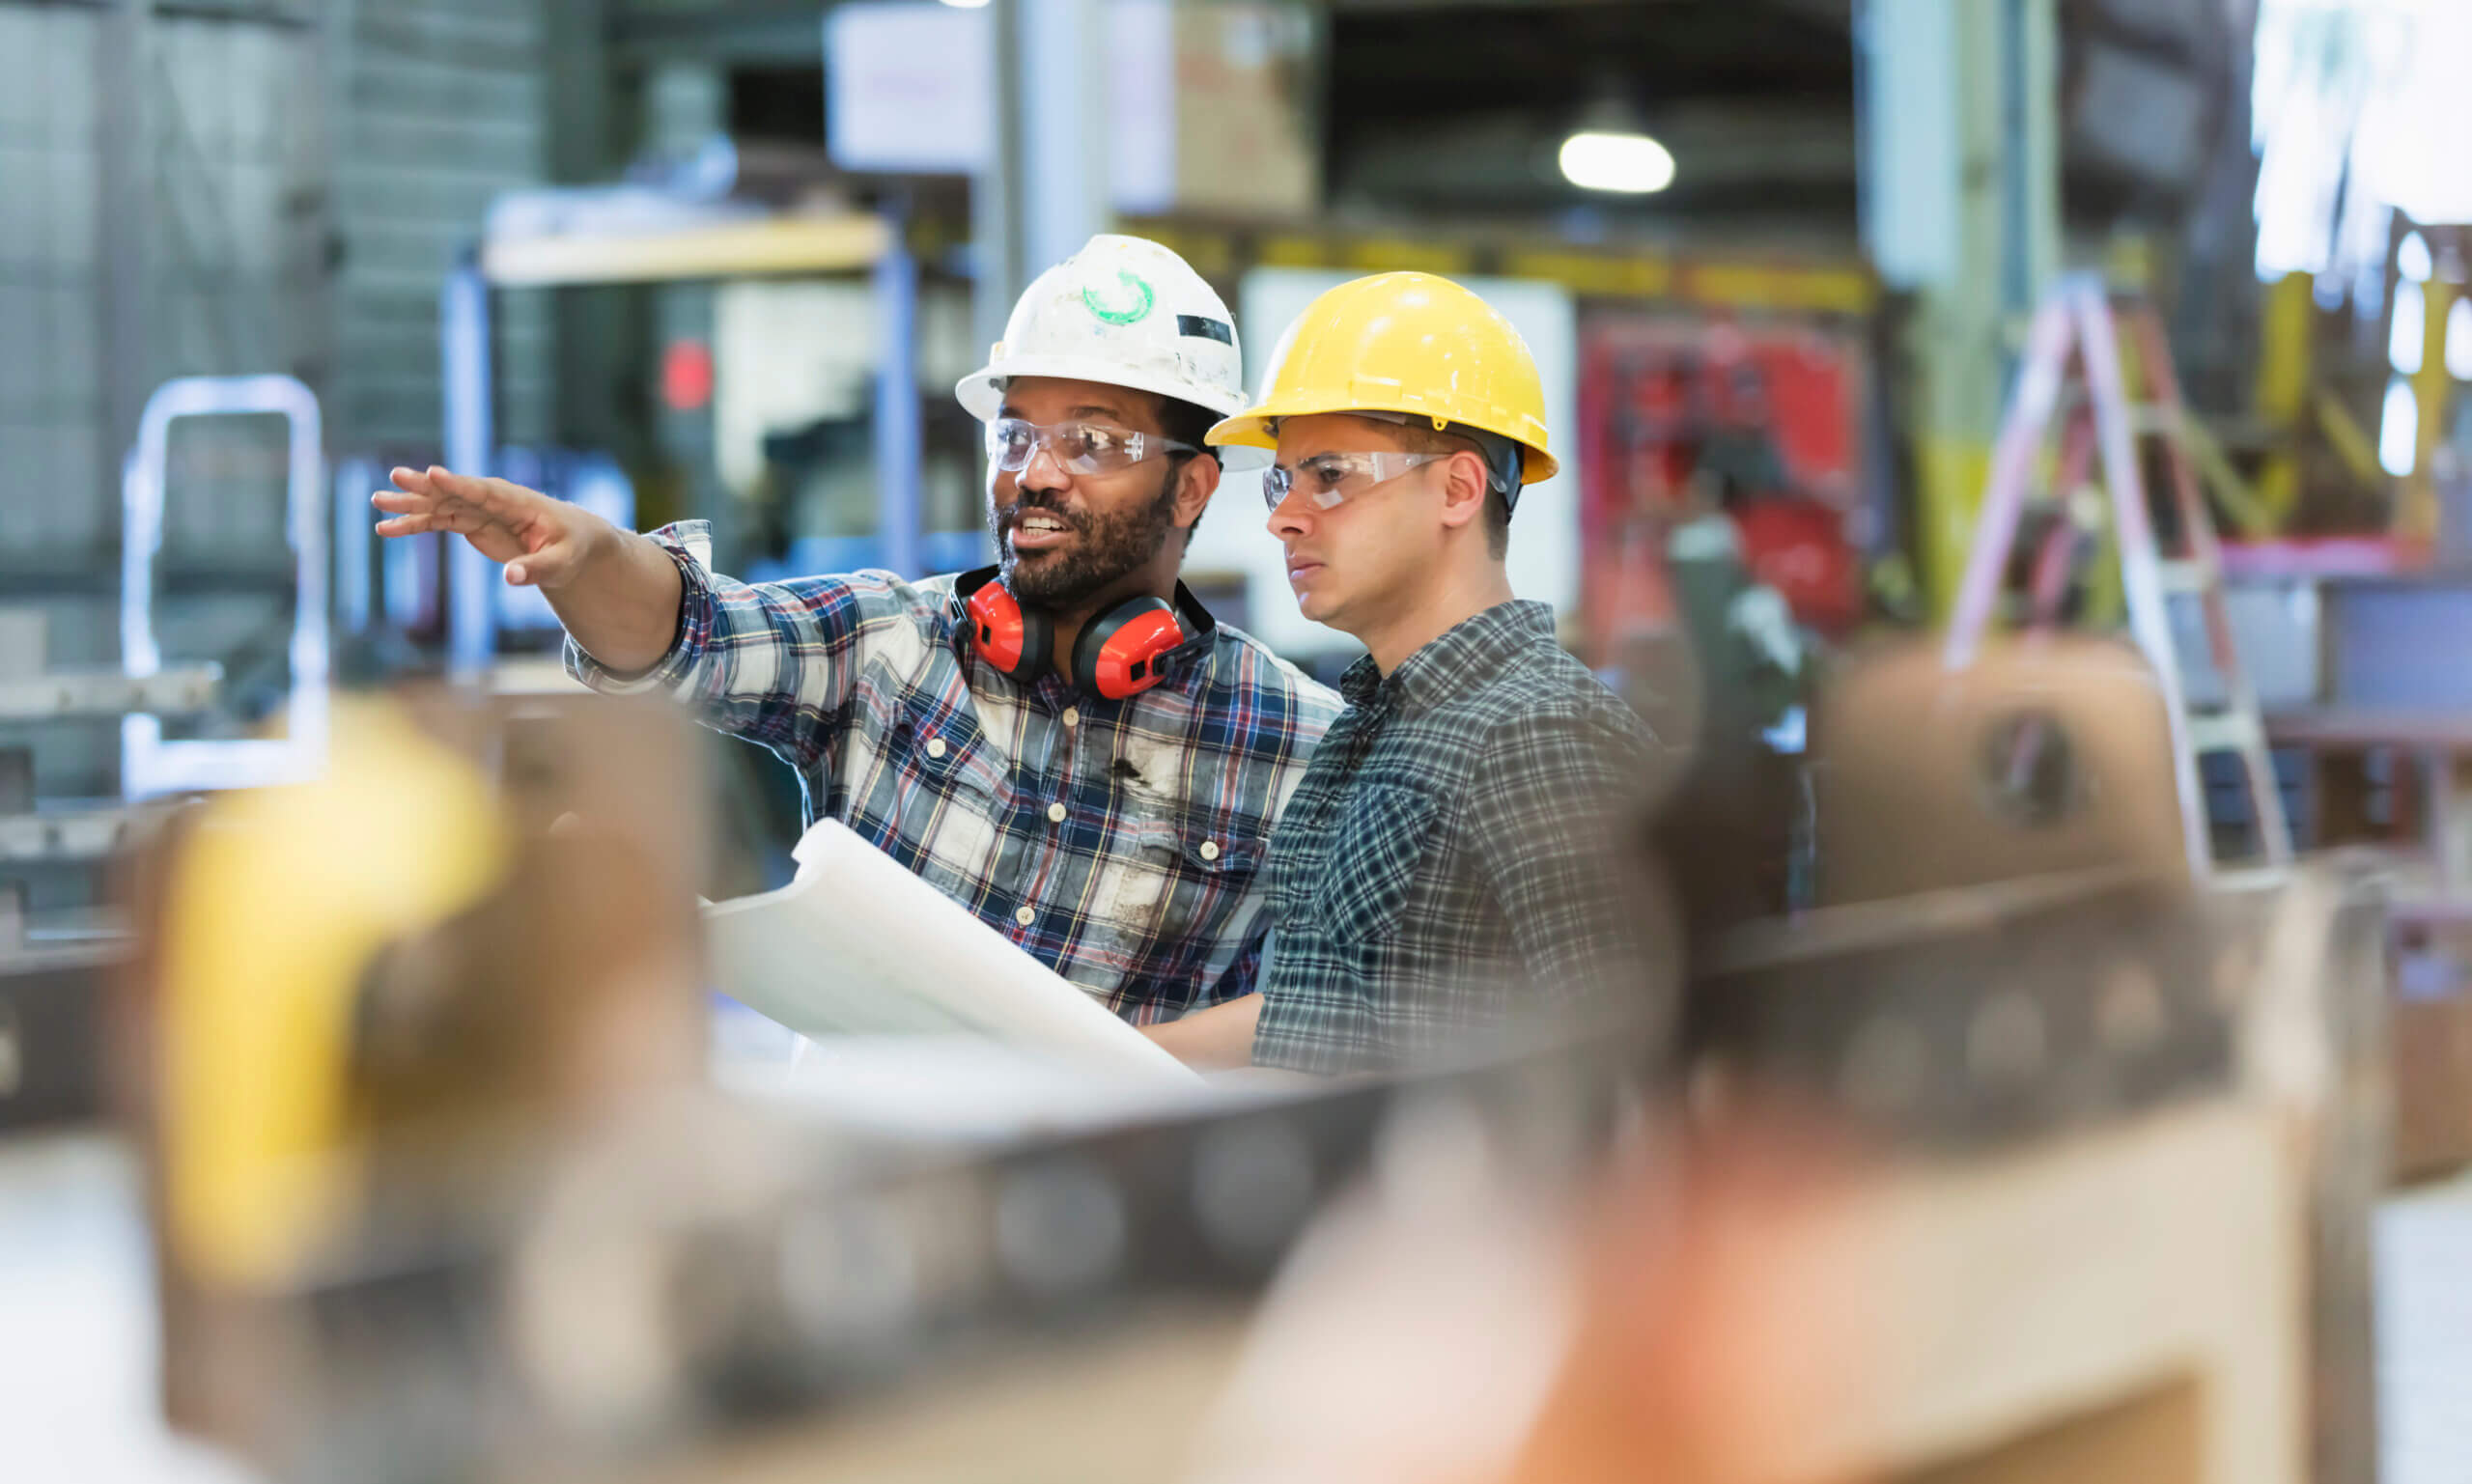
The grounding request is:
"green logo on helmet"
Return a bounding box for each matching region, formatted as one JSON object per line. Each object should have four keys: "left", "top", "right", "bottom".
{"left": 1082, "top": 270, "right": 1155, "bottom": 326}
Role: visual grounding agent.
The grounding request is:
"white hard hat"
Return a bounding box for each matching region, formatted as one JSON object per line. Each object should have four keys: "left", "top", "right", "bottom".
{"left": 955, "top": 234, "right": 1247, "bottom": 422}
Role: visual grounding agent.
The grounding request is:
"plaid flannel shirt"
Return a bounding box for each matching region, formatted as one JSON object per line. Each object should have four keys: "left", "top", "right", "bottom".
{"left": 1252, "top": 601, "right": 1666, "bottom": 1074}
{"left": 570, "top": 521, "right": 1340, "bottom": 1022}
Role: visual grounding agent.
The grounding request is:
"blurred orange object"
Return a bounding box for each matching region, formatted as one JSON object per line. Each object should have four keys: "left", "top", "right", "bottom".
{"left": 1180, "top": 1114, "right": 1876, "bottom": 1484}
{"left": 1505, "top": 1123, "right": 1876, "bottom": 1484}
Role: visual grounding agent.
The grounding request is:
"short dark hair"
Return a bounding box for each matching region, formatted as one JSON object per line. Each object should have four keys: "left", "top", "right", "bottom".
{"left": 1156, "top": 395, "right": 1222, "bottom": 551}
{"left": 1156, "top": 395, "right": 1221, "bottom": 462}
{"left": 1390, "top": 421, "right": 1511, "bottom": 559}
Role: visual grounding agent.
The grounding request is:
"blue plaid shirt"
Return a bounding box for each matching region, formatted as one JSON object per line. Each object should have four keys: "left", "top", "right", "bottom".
{"left": 569, "top": 522, "right": 1341, "bottom": 1022}
{"left": 1253, "top": 601, "right": 1667, "bottom": 1074}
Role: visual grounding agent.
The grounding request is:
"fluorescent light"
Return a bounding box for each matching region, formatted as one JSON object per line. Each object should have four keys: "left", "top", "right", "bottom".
{"left": 940, "top": 0, "right": 991, "bottom": 8}
{"left": 2400, "top": 231, "right": 2434, "bottom": 283}
{"left": 2392, "top": 280, "right": 2427, "bottom": 375}
{"left": 1559, "top": 130, "right": 1675, "bottom": 195}
{"left": 2380, "top": 376, "right": 2419, "bottom": 477}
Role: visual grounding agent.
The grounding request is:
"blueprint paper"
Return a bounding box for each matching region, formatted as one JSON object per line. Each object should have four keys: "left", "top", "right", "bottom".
{"left": 701, "top": 820, "right": 1197, "bottom": 1083}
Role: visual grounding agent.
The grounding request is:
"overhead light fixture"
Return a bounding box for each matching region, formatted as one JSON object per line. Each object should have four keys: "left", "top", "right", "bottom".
{"left": 1559, "top": 130, "right": 1676, "bottom": 195}
{"left": 1559, "top": 84, "right": 1671, "bottom": 197}
{"left": 940, "top": 0, "right": 991, "bottom": 9}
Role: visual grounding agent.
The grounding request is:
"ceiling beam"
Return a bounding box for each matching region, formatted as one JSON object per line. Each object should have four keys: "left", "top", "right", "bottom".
{"left": 1762, "top": 0, "right": 1852, "bottom": 22}
{"left": 610, "top": 1, "right": 830, "bottom": 67}
{"left": 1332, "top": 0, "right": 1676, "bottom": 9}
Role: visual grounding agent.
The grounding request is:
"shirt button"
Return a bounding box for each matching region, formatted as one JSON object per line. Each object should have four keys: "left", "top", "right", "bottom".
{"left": 1014, "top": 906, "right": 1036, "bottom": 927}
{"left": 1047, "top": 801, "right": 1067, "bottom": 824}
{"left": 925, "top": 737, "right": 947, "bottom": 760}
{"left": 1198, "top": 839, "right": 1222, "bottom": 861}
{"left": 1061, "top": 707, "right": 1080, "bottom": 728}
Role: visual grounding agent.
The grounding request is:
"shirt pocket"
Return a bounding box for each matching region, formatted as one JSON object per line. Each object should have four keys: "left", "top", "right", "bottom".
{"left": 847, "top": 676, "right": 1000, "bottom": 810}
{"left": 1090, "top": 811, "right": 1265, "bottom": 953}
{"left": 881, "top": 710, "right": 1010, "bottom": 901}
{"left": 1315, "top": 783, "right": 1440, "bottom": 946}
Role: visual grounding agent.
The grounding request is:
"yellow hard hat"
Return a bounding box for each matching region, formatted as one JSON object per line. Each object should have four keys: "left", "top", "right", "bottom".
{"left": 158, "top": 698, "right": 509, "bottom": 1288}
{"left": 1208, "top": 271, "right": 1559, "bottom": 485}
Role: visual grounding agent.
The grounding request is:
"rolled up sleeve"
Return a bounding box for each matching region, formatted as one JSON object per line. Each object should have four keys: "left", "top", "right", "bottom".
{"left": 564, "top": 519, "right": 940, "bottom": 774}
{"left": 564, "top": 521, "right": 720, "bottom": 697}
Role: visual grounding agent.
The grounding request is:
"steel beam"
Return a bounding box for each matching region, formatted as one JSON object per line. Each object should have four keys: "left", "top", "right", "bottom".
{"left": 874, "top": 202, "right": 921, "bottom": 579}
{"left": 971, "top": 0, "right": 1026, "bottom": 363}
{"left": 96, "top": 0, "right": 150, "bottom": 590}
{"left": 441, "top": 256, "right": 497, "bottom": 682}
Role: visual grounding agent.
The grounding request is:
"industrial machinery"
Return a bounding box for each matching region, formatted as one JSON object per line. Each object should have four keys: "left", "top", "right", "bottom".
{"left": 0, "top": 633, "right": 215, "bottom": 1134}
{"left": 0, "top": 376, "right": 325, "bottom": 1136}
{"left": 121, "top": 376, "right": 330, "bottom": 799}
{"left": 106, "top": 636, "right": 2384, "bottom": 1484}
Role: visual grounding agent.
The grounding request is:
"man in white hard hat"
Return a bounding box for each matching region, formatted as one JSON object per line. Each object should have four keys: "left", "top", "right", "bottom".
{"left": 374, "top": 236, "right": 1340, "bottom": 1023}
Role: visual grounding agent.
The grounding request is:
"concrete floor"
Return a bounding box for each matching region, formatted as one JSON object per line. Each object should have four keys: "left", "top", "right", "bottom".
{"left": 2377, "top": 1167, "right": 2472, "bottom": 1484}
{"left": 0, "top": 1137, "right": 255, "bottom": 1484}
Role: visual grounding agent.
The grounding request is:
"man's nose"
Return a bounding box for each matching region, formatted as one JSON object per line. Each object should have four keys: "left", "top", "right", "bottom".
{"left": 1265, "top": 484, "right": 1315, "bottom": 540}
{"left": 1018, "top": 439, "right": 1074, "bottom": 492}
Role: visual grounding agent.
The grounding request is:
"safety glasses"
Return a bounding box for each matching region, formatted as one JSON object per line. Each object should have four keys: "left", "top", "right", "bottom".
{"left": 1260, "top": 451, "right": 1447, "bottom": 513}
{"left": 986, "top": 418, "right": 1196, "bottom": 475}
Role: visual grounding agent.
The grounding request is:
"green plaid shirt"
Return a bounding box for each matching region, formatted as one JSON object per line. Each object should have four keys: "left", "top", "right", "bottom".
{"left": 1252, "top": 601, "right": 1666, "bottom": 1074}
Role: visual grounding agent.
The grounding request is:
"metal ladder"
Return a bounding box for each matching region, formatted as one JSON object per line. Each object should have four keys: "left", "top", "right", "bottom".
{"left": 1944, "top": 274, "right": 2293, "bottom": 880}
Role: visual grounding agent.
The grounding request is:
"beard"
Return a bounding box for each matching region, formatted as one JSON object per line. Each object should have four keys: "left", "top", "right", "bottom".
{"left": 990, "top": 462, "right": 1182, "bottom": 608}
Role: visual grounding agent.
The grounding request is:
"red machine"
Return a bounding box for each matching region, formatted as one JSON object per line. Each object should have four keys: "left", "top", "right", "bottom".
{"left": 1576, "top": 314, "right": 1868, "bottom": 656}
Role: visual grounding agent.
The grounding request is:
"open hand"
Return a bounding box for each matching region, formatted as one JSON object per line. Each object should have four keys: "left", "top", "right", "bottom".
{"left": 372, "top": 465, "right": 603, "bottom": 589}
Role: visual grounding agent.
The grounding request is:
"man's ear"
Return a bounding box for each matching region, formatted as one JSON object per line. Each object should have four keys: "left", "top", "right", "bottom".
{"left": 1433, "top": 449, "right": 1492, "bottom": 533}
{"left": 1174, "top": 456, "right": 1222, "bottom": 531}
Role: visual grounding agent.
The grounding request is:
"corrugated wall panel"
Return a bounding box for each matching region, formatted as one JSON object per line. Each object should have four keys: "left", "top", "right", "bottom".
{"left": 141, "top": 12, "right": 326, "bottom": 567}
{"left": 0, "top": 3, "right": 103, "bottom": 560}
{"left": 0, "top": 0, "right": 557, "bottom": 809}
{"left": 0, "top": 0, "right": 561, "bottom": 550}
{"left": 354, "top": 7, "right": 546, "bottom": 66}
{"left": 334, "top": 0, "right": 552, "bottom": 451}
{"left": 0, "top": 0, "right": 554, "bottom": 679}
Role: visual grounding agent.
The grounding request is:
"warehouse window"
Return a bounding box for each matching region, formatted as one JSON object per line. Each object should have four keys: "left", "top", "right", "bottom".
{"left": 2254, "top": 1, "right": 2472, "bottom": 281}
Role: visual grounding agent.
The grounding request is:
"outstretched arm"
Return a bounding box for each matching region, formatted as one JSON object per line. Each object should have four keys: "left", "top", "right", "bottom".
{"left": 373, "top": 465, "right": 685, "bottom": 675}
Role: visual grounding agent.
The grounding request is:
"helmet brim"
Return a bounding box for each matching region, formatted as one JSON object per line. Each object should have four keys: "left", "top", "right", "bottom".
{"left": 955, "top": 352, "right": 1250, "bottom": 423}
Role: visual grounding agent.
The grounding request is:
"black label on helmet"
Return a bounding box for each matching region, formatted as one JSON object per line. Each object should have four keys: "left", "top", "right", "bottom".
{"left": 1176, "top": 315, "right": 1235, "bottom": 346}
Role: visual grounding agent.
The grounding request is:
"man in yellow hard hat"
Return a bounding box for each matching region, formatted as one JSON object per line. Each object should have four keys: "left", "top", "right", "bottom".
{"left": 1142, "top": 272, "right": 1670, "bottom": 1075}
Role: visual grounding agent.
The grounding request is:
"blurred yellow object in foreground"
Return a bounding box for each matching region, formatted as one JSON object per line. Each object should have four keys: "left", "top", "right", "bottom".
{"left": 157, "top": 698, "right": 509, "bottom": 1289}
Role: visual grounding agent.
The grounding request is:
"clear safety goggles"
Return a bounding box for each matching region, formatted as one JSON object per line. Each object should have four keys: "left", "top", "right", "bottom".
{"left": 986, "top": 417, "right": 1196, "bottom": 476}
{"left": 1260, "top": 451, "right": 1447, "bottom": 513}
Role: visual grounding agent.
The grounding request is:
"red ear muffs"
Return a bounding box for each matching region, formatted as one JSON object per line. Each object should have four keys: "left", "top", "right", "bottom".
{"left": 966, "top": 580, "right": 1053, "bottom": 686}
{"left": 962, "top": 570, "right": 1191, "bottom": 698}
{"left": 1071, "top": 596, "right": 1188, "bottom": 700}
